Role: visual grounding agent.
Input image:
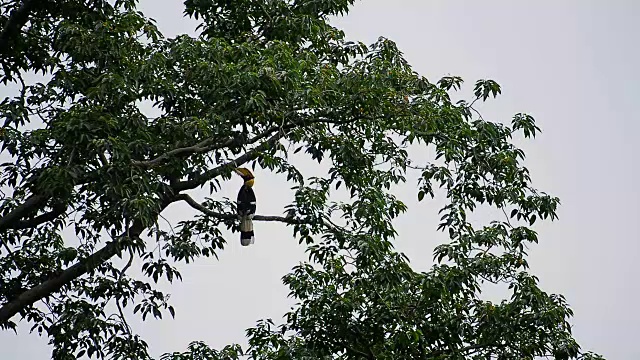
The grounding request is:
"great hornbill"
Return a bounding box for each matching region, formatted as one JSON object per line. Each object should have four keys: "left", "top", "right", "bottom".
{"left": 234, "top": 167, "right": 256, "bottom": 246}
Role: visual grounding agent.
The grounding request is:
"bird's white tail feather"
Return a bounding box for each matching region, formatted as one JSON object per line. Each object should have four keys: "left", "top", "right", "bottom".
{"left": 240, "top": 216, "right": 255, "bottom": 246}
{"left": 240, "top": 217, "right": 253, "bottom": 232}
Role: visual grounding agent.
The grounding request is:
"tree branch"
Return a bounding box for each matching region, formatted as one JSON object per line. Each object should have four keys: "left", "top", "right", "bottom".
{"left": 173, "top": 131, "right": 285, "bottom": 192}
{"left": 175, "top": 193, "right": 301, "bottom": 224}
{"left": 131, "top": 136, "right": 238, "bottom": 169}
{"left": 0, "top": 161, "right": 116, "bottom": 233}
{"left": 0, "top": 0, "right": 40, "bottom": 53}
{"left": 132, "top": 124, "right": 288, "bottom": 170}
{"left": 134, "top": 112, "right": 364, "bottom": 190}
{"left": 0, "top": 194, "right": 47, "bottom": 231}
{"left": 5, "top": 202, "right": 66, "bottom": 230}
{"left": 427, "top": 343, "right": 506, "bottom": 358}
{"left": 175, "top": 193, "right": 345, "bottom": 238}
{"left": 116, "top": 253, "right": 134, "bottom": 335}
{"left": 0, "top": 194, "right": 179, "bottom": 325}
{"left": 0, "top": 128, "right": 286, "bottom": 322}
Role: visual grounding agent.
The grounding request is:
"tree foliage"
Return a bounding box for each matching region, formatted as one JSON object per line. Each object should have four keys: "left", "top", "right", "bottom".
{"left": 0, "top": 0, "right": 603, "bottom": 359}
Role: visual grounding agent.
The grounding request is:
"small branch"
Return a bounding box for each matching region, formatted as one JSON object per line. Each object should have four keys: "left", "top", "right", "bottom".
{"left": 0, "top": 237, "right": 18, "bottom": 278}
{"left": 98, "top": 152, "right": 109, "bottom": 167}
{"left": 176, "top": 193, "right": 344, "bottom": 236}
{"left": 428, "top": 343, "right": 505, "bottom": 358}
{"left": 469, "top": 104, "right": 486, "bottom": 122}
{"left": 143, "top": 114, "right": 362, "bottom": 184}
{"left": 176, "top": 193, "right": 301, "bottom": 224}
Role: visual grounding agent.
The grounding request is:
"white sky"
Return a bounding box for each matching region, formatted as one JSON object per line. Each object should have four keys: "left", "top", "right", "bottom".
{"left": 1, "top": 1, "right": 639, "bottom": 359}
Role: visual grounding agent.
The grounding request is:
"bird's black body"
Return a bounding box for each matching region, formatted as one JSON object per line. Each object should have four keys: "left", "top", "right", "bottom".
{"left": 234, "top": 167, "right": 257, "bottom": 246}
{"left": 237, "top": 183, "right": 256, "bottom": 245}
{"left": 237, "top": 184, "right": 256, "bottom": 217}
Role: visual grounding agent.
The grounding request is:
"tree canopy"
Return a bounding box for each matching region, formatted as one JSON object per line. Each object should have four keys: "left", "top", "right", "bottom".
{"left": 0, "top": 0, "right": 603, "bottom": 359}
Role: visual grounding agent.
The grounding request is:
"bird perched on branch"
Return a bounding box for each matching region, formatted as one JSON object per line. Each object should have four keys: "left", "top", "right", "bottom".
{"left": 234, "top": 167, "right": 256, "bottom": 246}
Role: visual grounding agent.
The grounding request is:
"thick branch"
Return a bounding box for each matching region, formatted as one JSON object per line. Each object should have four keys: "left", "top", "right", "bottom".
{"left": 173, "top": 131, "right": 285, "bottom": 192}
{"left": 176, "top": 193, "right": 344, "bottom": 236}
{"left": 5, "top": 202, "right": 66, "bottom": 230}
{"left": 0, "top": 194, "right": 178, "bottom": 324}
{"left": 0, "top": 0, "right": 40, "bottom": 52}
{"left": 0, "top": 162, "right": 114, "bottom": 232}
{"left": 131, "top": 124, "right": 286, "bottom": 169}
{"left": 0, "top": 240, "right": 120, "bottom": 324}
{"left": 131, "top": 137, "right": 238, "bottom": 169}
{"left": 0, "top": 194, "right": 47, "bottom": 231}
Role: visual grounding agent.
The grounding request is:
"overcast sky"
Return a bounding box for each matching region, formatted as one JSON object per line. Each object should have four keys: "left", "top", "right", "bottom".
{"left": 2, "top": 1, "right": 639, "bottom": 359}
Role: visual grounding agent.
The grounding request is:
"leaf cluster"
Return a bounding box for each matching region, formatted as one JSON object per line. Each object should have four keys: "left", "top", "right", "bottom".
{"left": 0, "top": 1, "right": 603, "bottom": 360}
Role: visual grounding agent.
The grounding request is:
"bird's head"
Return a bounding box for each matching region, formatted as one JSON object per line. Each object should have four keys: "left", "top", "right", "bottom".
{"left": 234, "top": 167, "right": 255, "bottom": 187}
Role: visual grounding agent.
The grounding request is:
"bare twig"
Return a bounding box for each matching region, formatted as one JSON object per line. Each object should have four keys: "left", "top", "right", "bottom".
{"left": 132, "top": 124, "right": 288, "bottom": 169}
{"left": 116, "top": 253, "right": 134, "bottom": 335}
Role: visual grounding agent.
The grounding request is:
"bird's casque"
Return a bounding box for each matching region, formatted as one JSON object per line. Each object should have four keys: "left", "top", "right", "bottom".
{"left": 234, "top": 168, "right": 256, "bottom": 246}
